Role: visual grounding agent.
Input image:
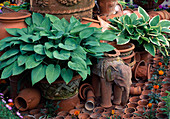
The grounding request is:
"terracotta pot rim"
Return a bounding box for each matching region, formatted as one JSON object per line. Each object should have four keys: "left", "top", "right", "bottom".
{"left": 0, "top": 12, "right": 31, "bottom": 20}
{"left": 82, "top": 17, "right": 100, "bottom": 23}
{"left": 79, "top": 83, "right": 94, "bottom": 100}
{"left": 121, "top": 51, "right": 135, "bottom": 60}
{"left": 104, "top": 48, "right": 120, "bottom": 57}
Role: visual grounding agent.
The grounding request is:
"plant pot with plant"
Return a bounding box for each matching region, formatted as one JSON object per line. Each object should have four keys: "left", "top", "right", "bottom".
{"left": 107, "top": 6, "right": 170, "bottom": 64}
{"left": 0, "top": 13, "right": 115, "bottom": 111}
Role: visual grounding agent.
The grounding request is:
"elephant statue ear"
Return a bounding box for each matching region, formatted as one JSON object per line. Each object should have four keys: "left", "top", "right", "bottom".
{"left": 105, "top": 66, "right": 119, "bottom": 82}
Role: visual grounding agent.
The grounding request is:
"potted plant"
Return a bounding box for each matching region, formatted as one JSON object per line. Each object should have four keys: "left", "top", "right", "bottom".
{"left": 108, "top": 6, "right": 169, "bottom": 58}
{"left": 0, "top": 13, "right": 115, "bottom": 100}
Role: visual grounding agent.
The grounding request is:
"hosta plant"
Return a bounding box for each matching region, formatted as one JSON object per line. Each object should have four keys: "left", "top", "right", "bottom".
{"left": 109, "top": 6, "right": 170, "bottom": 56}
{"left": 0, "top": 13, "right": 115, "bottom": 85}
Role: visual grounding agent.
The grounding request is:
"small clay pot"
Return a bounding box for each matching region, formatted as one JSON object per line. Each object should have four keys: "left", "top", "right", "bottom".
{"left": 142, "top": 90, "right": 151, "bottom": 95}
{"left": 124, "top": 107, "right": 136, "bottom": 114}
{"left": 65, "top": 115, "right": 74, "bottom": 119}
{"left": 57, "top": 111, "right": 69, "bottom": 117}
{"left": 76, "top": 103, "right": 85, "bottom": 109}
{"left": 133, "top": 111, "right": 144, "bottom": 117}
{"left": 145, "top": 81, "right": 153, "bottom": 86}
{"left": 78, "top": 113, "right": 90, "bottom": 119}
{"left": 136, "top": 83, "right": 145, "bottom": 88}
{"left": 102, "top": 111, "right": 111, "bottom": 117}
{"left": 130, "top": 86, "right": 142, "bottom": 95}
{"left": 138, "top": 100, "right": 148, "bottom": 106}
{"left": 90, "top": 112, "right": 102, "bottom": 118}
{"left": 158, "top": 102, "right": 166, "bottom": 108}
{"left": 69, "top": 109, "right": 81, "bottom": 115}
{"left": 29, "top": 109, "right": 40, "bottom": 115}
{"left": 14, "top": 88, "right": 41, "bottom": 111}
{"left": 127, "top": 102, "right": 138, "bottom": 108}
{"left": 140, "top": 95, "right": 150, "bottom": 100}
{"left": 122, "top": 113, "right": 133, "bottom": 118}
{"left": 129, "top": 96, "right": 140, "bottom": 103}
{"left": 136, "top": 106, "right": 147, "bottom": 112}
{"left": 93, "top": 107, "right": 104, "bottom": 113}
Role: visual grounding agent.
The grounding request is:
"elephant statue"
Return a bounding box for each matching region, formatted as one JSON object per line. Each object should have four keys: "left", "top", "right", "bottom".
{"left": 92, "top": 56, "right": 132, "bottom": 108}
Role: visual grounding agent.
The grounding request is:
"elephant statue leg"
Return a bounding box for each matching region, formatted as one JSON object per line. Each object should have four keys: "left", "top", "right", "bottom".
{"left": 121, "top": 87, "right": 130, "bottom": 106}
{"left": 113, "top": 84, "right": 122, "bottom": 105}
{"left": 100, "top": 77, "right": 112, "bottom": 108}
{"left": 92, "top": 74, "right": 101, "bottom": 98}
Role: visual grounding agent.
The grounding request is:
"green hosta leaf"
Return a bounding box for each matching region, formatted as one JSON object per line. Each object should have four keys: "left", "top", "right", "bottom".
{"left": 130, "top": 13, "right": 138, "bottom": 24}
{"left": 149, "top": 37, "right": 160, "bottom": 46}
{"left": 32, "top": 12, "right": 44, "bottom": 26}
{"left": 34, "top": 27, "right": 45, "bottom": 32}
{"left": 46, "top": 64, "right": 60, "bottom": 84}
{"left": 161, "top": 28, "right": 170, "bottom": 33}
{"left": 0, "top": 37, "right": 17, "bottom": 43}
{"left": 141, "top": 37, "right": 150, "bottom": 42}
{"left": 45, "top": 42, "right": 55, "bottom": 50}
{"left": 0, "top": 55, "right": 18, "bottom": 69}
{"left": 1, "top": 63, "right": 14, "bottom": 79}
{"left": 17, "top": 54, "right": 28, "bottom": 66}
{"left": 149, "top": 15, "right": 160, "bottom": 26}
{"left": 144, "top": 43, "right": 156, "bottom": 56}
{"left": 25, "top": 17, "right": 32, "bottom": 26}
{"left": 66, "top": 22, "right": 77, "bottom": 33}
{"left": 68, "top": 57, "right": 87, "bottom": 72}
{"left": 31, "top": 64, "right": 46, "bottom": 85}
{"left": 5, "top": 28, "right": 20, "bottom": 36}
{"left": 79, "top": 27, "right": 95, "bottom": 39}
{"left": 61, "top": 68, "right": 73, "bottom": 84}
{"left": 53, "top": 50, "right": 70, "bottom": 60}
{"left": 125, "top": 25, "right": 134, "bottom": 35}
{"left": 138, "top": 6, "right": 150, "bottom": 22}
{"left": 89, "top": 43, "right": 115, "bottom": 53}
{"left": 22, "top": 28, "right": 28, "bottom": 34}
{"left": 49, "top": 31, "right": 64, "bottom": 39}
{"left": 25, "top": 55, "right": 42, "bottom": 69}
{"left": 59, "top": 39, "right": 77, "bottom": 51}
{"left": 46, "top": 14, "right": 60, "bottom": 23}
{"left": 17, "top": 29, "right": 25, "bottom": 36}
{"left": 85, "top": 58, "right": 92, "bottom": 65}
{"left": 70, "top": 16, "right": 79, "bottom": 23}
{"left": 0, "top": 49, "right": 19, "bottom": 61}
{"left": 12, "top": 61, "right": 25, "bottom": 75}
{"left": 78, "top": 70, "right": 87, "bottom": 81}
{"left": 21, "top": 44, "right": 34, "bottom": 51}
{"left": 45, "top": 49, "right": 54, "bottom": 59}
{"left": 19, "top": 34, "right": 32, "bottom": 43}
{"left": 99, "top": 30, "right": 117, "bottom": 41}
{"left": 0, "top": 42, "right": 11, "bottom": 51}
{"left": 53, "top": 21, "right": 65, "bottom": 32}
{"left": 84, "top": 36, "right": 100, "bottom": 46}
{"left": 34, "top": 54, "right": 46, "bottom": 61}
{"left": 34, "top": 44, "right": 45, "bottom": 55}
{"left": 157, "top": 35, "right": 169, "bottom": 46}
{"left": 116, "top": 36, "right": 130, "bottom": 45}
{"left": 70, "top": 24, "right": 88, "bottom": 34}
{"left": 124, "top": 15, "right": 131, "bottom": 24}
{"left": 71, "top": 46, "right": 86, "bottom": 60}
{"left": 61, "top": 18, "right": 69, "bottom": 27}
{"left": 41, "top": 17, "right": 51, "bottom": 31}
{"left": 159, "top": 20, "right": 170, "bottom": 27}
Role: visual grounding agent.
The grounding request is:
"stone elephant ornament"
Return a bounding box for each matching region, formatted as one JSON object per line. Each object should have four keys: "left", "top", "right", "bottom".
{"left": 92, "top": 56, "right": 132, "bottom": 108}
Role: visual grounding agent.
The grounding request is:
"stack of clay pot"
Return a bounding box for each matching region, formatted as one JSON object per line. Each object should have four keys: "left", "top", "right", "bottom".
{"left": 148, "top": 10, "right": 170, "bottom": 20}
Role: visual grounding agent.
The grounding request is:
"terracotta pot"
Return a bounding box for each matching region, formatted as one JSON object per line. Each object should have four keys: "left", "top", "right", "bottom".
{"left": 0, "top": 12, "right": 31, "bottom": 40}
{"left": 140, "top": 95, "right": 150, "bottom": 100}
{"left": 133, "top": 8, "right": 141, "bottom": 18}
{"left": 135, "top": 51, "right": 152, "bottom": 63}
{"left": 149, "top": 10, "right": 170, "bottom": 20}
{"left": 133, "top": 0, "right": 165, "bottom": 11}
{"left": 78, "top": 113, "right": 90, "bottom": 119}
{"left": 90, "top": 112, "right": 102, "bottom": 118}
{"left": 142, "top": 90, "right": 151, "bottom": 95}
{"left": 93, "top": 107, "right": 104, "bottom": 113}
{"left": 38, "top": 75, "right": 81, "bottom": 100}
{"left": 127, "top": 102, "right": 138, "bottom": 108}
{"left": 31, "top": 0, "right": 95, "bottom": 21}
{"left": 134, "top": 60, "right": 149, "bottom": 81}
{"left": 14, "top": 88, "right": 41, "bottom": 111}
{"left": 123, "top": 8, "right": 134, "bottom": 16}
{"left": 129, "top": 96, "right": 140, "bottom": 103}
{"left": 65, "top": 115, "right": 73, "bottom": 119}
{"left": 69, "top": 109, "right": 81, "bottom": 115}
{"left": 138, "top": 100, "right": 148, "bottom": 106}
{"left": 136, "top": 82, "right": 145, "bottom": 88}
{"left": 55, "top": 93, "right": 80, "bottom": 112}
{"left": 97, "top": 0, "right": 118, "bottom": 16}
{"left": 81, "top": 17, "right": 101, "bottom": 28}
{"left": 133, "top": 111, "right": 144, "bottom": 117}
{"left": 122, "top": 113, "right": 133, "bottom": 118}
{"left": 145, "top": 81, "right": 153, "bottom": 87}
{"left": 136, "top": 105, "right": 147, "bottom": 112}
{"left": 102, "top": 111, "right": 111, "bottom": 117}
{"left": 124, "top": 107, "right": 136, "bottom": 114}
{"left": 158, "top": 102, "right": 166, "bottom": 108}
{"left": 130, "top": 86, "right": 142, "bottom": 95}
{"left": 57, "top": 111, "right": 69, "bottom": 117}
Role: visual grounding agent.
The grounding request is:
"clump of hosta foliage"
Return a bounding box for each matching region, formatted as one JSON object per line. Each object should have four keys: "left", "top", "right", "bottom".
{"left": 109, "top": 6, "right": 170, "bottom": 56}
{"left": 0, "top": 13, "right": 115, "bottom": 85}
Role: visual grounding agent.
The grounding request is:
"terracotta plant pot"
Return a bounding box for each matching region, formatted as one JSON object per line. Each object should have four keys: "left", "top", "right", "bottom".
{"left": 0, "top": 12, "right": 31, "bottom": 40}
{"left": 133, "top": 111, "right": 144, "bottom": 117}
{"left": 124, "top": 107, "right": 136, "bottom": 114}
{"left": 78, "top": 113, "right": 90, "bottom": 119}
{"left": 140, "top": 95, "right": 150, "bottom": 100}
{"left": 138, "top": 100, "right": 148, "bottom": 106}
{"left": 156, "top": 113, "right": 168, "bottom": 119}
{"left": 129, "top": 96, "right": 140, "bottom": 103}
{"left": 130, "top": 86, "right": 142, "bottom": 95}
{"left": 158, "top": 102, "right": 166, "bottom": 108}
{"left": 136, "top": 83, "right": 145, "bottom": 88}
{"left": 127, "top": 102, "right": 138, "bottom": 108}
{"left": 57, "top": 111, "right": 69, "bottom": 117}
{"left": 142, "top": 90, "right": 151, "bottom": 95}
{"left": 81, "top": 17, "right": 101, "bottom": 28}
{"left": 136, "top": 105, "right": 147, "bottom": 112}
{"left": 135, "top": 51, "right": 152, "bottom": 63}
{"left": 14, "top": 88, "right": 41, "bottom": 111}
{"left": 90, "top": 113, "right": 102, "bottom": 118}
{"left": 31, "top": 0, "right": 95, "bottom": 21}
{"left": 69, "top": 109, "right": 81, "bottom": 115}
{"left": 102, "top": 111, "right": 111, "bottom": 117}
{"left": 93, "top": 107, "right": 104, "bottom": 113}
{"left": 122, "top": 113, "right": 133, "bottom": 118}
{"left": 123, "top": 8, "right": 134, "bottom": 16}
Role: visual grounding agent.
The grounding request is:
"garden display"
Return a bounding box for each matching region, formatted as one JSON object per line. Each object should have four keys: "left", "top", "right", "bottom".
{"left": 0, "top": 0, "right": 169, "bottom": 119}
